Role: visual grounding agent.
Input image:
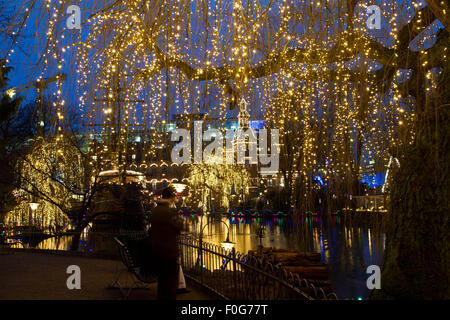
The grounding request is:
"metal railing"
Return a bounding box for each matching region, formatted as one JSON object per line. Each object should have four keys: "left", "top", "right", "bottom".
{"left": 2, "top": 226, "right": 339, "bottom": 300}
{"left": 179, "top": 235, "right": 338, "bottom": 300}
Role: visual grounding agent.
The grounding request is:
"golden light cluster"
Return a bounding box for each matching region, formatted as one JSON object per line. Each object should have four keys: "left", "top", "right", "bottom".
{"left": 3, "top": 0, "right": 445, "bottom": 212}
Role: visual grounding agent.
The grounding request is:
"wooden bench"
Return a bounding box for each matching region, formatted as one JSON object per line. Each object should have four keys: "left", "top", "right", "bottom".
{"left": 110, "top": 236, "right": 157, "bottom": 299}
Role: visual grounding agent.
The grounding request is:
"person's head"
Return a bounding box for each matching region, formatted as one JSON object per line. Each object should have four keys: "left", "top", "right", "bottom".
{"left": 161, "top": 186, "right": 177, "bottom": 206}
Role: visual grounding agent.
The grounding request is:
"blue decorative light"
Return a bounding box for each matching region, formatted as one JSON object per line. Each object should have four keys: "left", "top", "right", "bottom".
{"left": 313, "top": 176, "right": 324, "bottom": 186}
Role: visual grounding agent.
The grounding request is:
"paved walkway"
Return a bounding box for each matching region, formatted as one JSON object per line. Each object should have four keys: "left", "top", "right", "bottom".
{"left": 0, "top": 250, "right": 211, "bottom": 300}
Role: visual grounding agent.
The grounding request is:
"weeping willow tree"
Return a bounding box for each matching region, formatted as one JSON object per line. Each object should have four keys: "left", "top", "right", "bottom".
{"left": 11, "top": 136, "right": 81, "bottom": 227}
{"left": 10, "top": 132, "right": 103, "bottom": 232}
{"left": 187, "top": 161, "right": 251, "bottom": 212}
{"left": 2, "top": 0, "right": 447, "bottom": 206}
{"left": 2, "top": 0, "right": 449, "bottom": 298}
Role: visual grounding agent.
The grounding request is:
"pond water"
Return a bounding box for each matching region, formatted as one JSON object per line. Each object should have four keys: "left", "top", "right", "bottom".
{"left": 3, "top": 214, "right": 385, "bottom": 300}
{"left": 184, "top": 215, "right": 385, "bottom": 300}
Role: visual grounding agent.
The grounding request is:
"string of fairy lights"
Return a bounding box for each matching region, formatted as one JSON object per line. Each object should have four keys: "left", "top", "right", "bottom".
{"left": 1, "top": 0, "right": 447, "bottom": 223}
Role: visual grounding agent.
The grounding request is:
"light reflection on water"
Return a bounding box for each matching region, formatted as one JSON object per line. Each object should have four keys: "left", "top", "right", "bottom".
{"left": 184, "top": 215, "right": 385, "bottom": 300}
{"left": 4, "top": 227, "right": 103, "bottom": 252}
{"left": 4, "top": 214, "right": 385, "bottom": 300}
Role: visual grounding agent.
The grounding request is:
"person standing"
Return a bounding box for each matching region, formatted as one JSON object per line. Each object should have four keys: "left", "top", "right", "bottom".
{"left": 150, "top": 186, "right": 183, "bottom": 300}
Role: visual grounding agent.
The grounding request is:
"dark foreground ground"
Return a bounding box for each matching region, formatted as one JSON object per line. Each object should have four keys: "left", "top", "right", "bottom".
{"left": 0, "top": 250, "right": 211, "bottom": 300}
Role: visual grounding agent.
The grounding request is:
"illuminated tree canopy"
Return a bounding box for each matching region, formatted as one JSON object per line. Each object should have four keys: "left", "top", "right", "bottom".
{"left": 187, "top": 160, "right": 251, "bottom": 212}
{"left": 1, "top": 0, "right": 448, "bottom": 213}
{"left": 0, "top": 0, "right": 449, "bottom": 299}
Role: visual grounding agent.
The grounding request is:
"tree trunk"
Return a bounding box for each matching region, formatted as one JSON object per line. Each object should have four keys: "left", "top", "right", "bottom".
{"left": 70, "top": 230, "right": 82, "bottom": 251}
{"left": 371, "top": 105, "right": 450, "bottom": 299}
{"left": 69, "top": 224, "right": 87, "bottom": 251}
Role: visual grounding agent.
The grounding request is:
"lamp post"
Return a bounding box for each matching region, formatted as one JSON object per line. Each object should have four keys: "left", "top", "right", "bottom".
{"left": 200, "top": 219, "right": 234, "bottom": 251}
{"left": 29, "top": 202, "right": 39, "bottom": 225}
{"left": 171, "top": 182, "right": 187, "bottom": 208}
{"left": 197, "top": 218, "right": 235, "bottom": 282}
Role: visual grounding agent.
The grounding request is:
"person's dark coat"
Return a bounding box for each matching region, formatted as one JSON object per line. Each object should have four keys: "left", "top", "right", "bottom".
{"left": 150, "top": 200, "right": 183, "bottom": 260}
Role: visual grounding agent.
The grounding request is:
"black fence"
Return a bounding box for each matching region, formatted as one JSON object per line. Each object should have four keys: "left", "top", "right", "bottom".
{"left": 179, "top": 235, "right": 338, "bottom": 300}
{"left": 2, "top": 226, "right": 339, "bottom": 300}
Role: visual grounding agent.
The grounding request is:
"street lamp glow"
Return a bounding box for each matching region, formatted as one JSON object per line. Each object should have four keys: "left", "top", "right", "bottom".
{"left": 6, "top": 88, "right": 16, "bottom": 98}
{"left": 220, "top": 238, "right": 235, "bottom": 251}
{"left": 29, "top": 202, "right": 39, "bottom": 211}
{"left": 171, "top": 183, "right": 187, "bottom": 193}
{"left": 200, "top": 220, "right": 235, "bottom": 251}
